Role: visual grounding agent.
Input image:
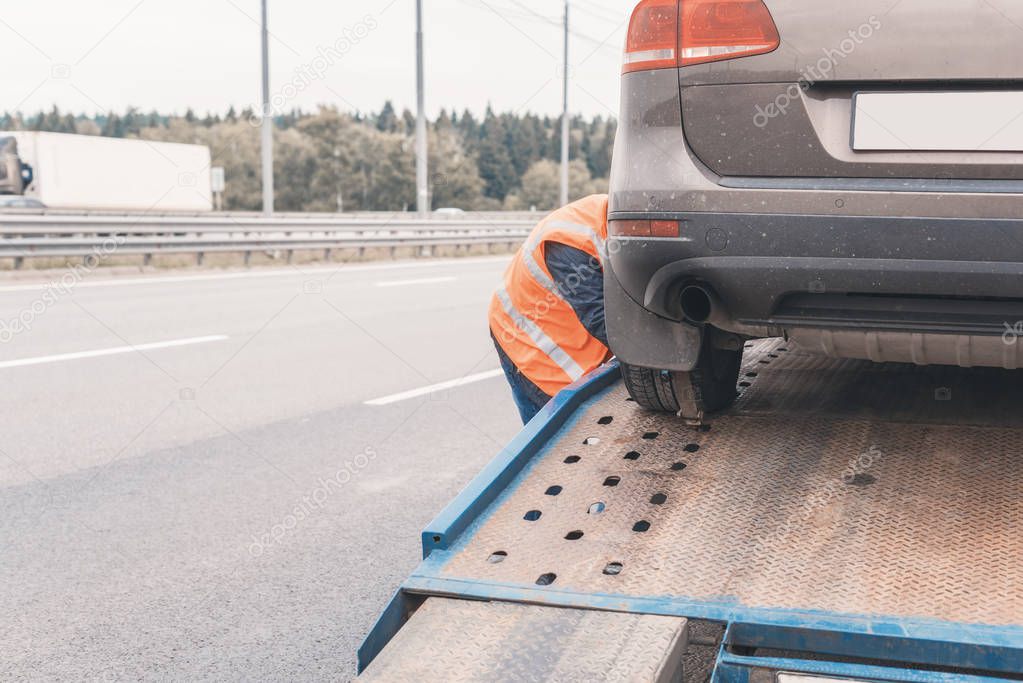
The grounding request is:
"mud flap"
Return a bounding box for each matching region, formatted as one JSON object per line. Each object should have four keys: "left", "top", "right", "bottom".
{"left": 605, "top": 265, "right": 702, "bottom": 372}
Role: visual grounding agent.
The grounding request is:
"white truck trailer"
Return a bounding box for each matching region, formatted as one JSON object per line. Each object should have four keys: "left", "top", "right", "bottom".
{"left": 1, "top": 131, "right": 212, "bottom": 212}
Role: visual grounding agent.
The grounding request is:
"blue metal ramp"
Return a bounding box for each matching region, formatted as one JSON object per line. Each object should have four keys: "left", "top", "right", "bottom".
{"left": 359, "top": 341, "right": 1023, "bottom": 681}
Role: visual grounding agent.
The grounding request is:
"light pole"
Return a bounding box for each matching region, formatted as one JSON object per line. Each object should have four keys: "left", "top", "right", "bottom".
{"left": 334, "top": 146, "right": 343, "bottom": 212}
{"left": 260, "top": 0, "right": 274, "bottom": 215}
{"left": 415, "top": 0, "right": 428, "bottom": 216}
{"left": 560, "top": 0, "right": 570, "bottom": 207}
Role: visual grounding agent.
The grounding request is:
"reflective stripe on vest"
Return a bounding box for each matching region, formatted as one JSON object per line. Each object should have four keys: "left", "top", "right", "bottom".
{"left": 521, "top": 220, "right": 605, "bottom": 302}
{"left": 494, "top": 287, "right": 585, "bottom": 381}
{"left": 543, "top": 221, "right": 607, "bottom": 260}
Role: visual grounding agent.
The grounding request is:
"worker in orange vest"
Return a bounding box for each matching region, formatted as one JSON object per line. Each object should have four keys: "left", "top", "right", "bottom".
{"left": 490, "top": 194, "right": 612, "bottom": 423}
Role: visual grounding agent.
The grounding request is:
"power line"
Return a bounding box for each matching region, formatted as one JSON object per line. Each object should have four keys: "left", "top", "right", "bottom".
{"left": 575, "top": 0, "right": 624, "bottom": 17}
{"left": 499, "top": 0, "right": 621, "bottom": 55}
{"left": 573, "top": 6, "right": 621, "bottom": 25}
{"left": 503, "top": 0, "right": 563, "bottom": 26}
{"left": 482, "top": 0, "right": 623, "bottom": 31}
{"left": 456, "top": 0, "right": 621, "bottom": 63}
{"left": 573, "top": 0, "right": 625, "bottom": 24}
{"left": 570, "top": 28, "right": 621, "bottom": 55}
{"left": 454, "top": 0, "right": 560, "bottom": 24}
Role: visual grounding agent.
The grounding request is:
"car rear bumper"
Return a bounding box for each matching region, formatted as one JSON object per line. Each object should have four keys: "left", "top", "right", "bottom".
{"left": 607, "top": 211, "right": 1023, "bottom": 338}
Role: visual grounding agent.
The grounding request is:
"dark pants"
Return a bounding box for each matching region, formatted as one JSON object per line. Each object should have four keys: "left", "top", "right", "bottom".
{"left": 492, "top": 335, "right": 552, "bottom": 424}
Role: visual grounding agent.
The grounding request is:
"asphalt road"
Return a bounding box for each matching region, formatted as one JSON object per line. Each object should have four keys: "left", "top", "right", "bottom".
{"left": 0, "top": 256, "right": 521, "bottom": 681}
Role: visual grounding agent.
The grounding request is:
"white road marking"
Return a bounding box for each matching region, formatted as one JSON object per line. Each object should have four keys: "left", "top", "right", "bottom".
{"left": 374, "top": 276, "right": 457, "bottom": 288}
{"left": 0, "top": 335, "right": 229, "bottom": 370}
{"left": 0, "top": 256, "right": 509, "bottom": 293}
{"left": 364, "top": 368, "right": 504, "bottom": 405}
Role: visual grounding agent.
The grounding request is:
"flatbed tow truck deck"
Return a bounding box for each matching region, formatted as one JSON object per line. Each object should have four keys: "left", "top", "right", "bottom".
{"left": 358, "top": 340, "right": 1023, "bottom": 681}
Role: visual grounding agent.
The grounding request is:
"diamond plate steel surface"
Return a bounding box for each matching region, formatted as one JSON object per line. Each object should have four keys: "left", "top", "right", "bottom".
{"left": 359, "top": 598, "right": 687, "bottom": 682}
{"left": 442, "top": 340, "right": 1023, "bottom": 626}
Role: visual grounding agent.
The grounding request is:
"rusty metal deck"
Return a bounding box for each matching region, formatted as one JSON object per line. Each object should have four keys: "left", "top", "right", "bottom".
{"left": 433, "top": 340, "right": 1023, "bottom": 629}
{"left": 359, "top": 598, "right": 687, "bottom": 682}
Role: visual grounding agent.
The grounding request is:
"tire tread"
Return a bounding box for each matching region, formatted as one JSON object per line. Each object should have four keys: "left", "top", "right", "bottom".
{"left": 621, "top": 363, "right": 679, "bottom": 413}
{"left": 619, "top": 332, "right": 743, "bottom": 419}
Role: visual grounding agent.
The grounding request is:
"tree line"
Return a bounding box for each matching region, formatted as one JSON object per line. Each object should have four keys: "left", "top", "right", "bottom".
{"left": 0, "top": 104, "right": 616, "bottom": 212}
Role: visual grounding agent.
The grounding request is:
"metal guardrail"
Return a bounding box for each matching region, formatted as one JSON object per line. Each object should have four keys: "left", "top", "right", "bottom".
{"left": 0, "top": 212, "right": 536, "bottom": 267}
{"left": 23, "top": 209, "right": 543, "bottom": 221}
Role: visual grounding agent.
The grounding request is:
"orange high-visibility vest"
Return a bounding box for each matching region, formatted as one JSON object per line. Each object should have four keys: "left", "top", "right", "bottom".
{"left": 489, "top": 194, "right": 611, "bottom": 396}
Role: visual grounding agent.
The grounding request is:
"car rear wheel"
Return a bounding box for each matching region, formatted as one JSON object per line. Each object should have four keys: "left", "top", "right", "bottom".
{"left": 620, "top": 333, "right": 743, "bottom": 420}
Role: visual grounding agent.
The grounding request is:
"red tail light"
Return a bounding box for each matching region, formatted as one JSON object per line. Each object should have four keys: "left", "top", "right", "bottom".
{"left": 622, "top": 0, "right": 679, "bottom": 74}
{"left": 679, "top": 0, "right": 780, "bottom": 66}
{"left": 623, "top": 0, "right": 779, "bottom": 73}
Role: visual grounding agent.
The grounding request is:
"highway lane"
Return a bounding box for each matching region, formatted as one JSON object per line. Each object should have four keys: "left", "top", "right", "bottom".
{"left": 0, "top": 257, "right": 521, "bottom": 680}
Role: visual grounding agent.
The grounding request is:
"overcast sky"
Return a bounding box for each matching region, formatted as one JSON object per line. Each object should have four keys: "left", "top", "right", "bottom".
{"left": 1, "top": 0, "right": 634, "bottom": 120}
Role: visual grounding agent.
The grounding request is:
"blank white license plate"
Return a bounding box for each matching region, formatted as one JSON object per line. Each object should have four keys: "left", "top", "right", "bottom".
{"left": 852, "top": 91, "right": 1023, "bottom": 151}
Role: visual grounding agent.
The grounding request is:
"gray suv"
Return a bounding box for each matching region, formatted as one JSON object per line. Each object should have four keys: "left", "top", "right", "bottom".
{"left": 606, "top": 0, "right": 1023, "bottom": 418}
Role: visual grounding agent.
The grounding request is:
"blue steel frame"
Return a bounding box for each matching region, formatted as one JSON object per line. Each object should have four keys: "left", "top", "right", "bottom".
{"left": 357, "top": 363, "right": 1023, "bottom": 679}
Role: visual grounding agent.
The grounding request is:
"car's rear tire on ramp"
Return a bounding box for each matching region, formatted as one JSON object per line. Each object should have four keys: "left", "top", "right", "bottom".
{"left": 621, "top": 332, "right": 743, "bottom": 420}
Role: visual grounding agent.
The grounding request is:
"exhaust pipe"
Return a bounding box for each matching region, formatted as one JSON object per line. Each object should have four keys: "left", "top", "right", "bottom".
{"left": 680, "top": 284, "right": 726, "bottom": 326}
